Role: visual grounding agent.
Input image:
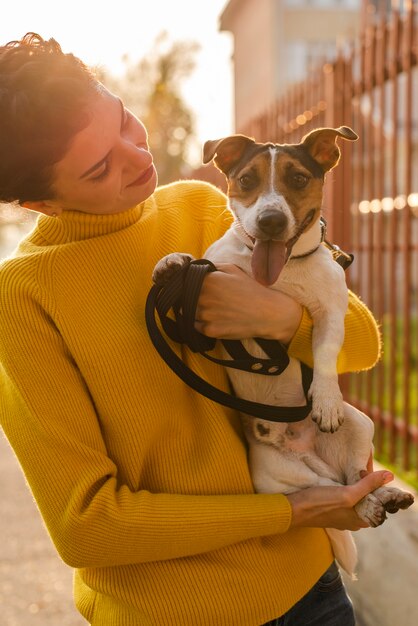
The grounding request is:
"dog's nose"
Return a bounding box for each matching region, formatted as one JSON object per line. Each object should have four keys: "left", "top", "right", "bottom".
{"left": 257, "top": 210, "right": 288, "bottom": 236}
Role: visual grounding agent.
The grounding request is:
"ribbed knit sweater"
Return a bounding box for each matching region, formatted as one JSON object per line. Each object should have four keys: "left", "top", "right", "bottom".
{"left": 0, "top": 180, "right": 380, "bottom": 625}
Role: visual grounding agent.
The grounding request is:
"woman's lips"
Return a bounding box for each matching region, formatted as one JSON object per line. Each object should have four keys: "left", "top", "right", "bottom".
{"left": 128, "top": 164, "right": 155, "bottom": 187}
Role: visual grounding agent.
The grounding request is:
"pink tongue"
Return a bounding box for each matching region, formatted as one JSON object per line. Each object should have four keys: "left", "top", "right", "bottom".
{"left": 251, "top": 240, "right": 287, "bottom": 286}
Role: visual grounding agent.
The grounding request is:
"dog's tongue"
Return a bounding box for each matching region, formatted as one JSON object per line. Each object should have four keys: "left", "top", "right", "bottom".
{"left": 251, "top": 239, "right": 287, "bottom": 286}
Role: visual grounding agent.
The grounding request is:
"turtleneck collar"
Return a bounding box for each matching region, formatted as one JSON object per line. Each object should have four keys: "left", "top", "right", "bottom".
{"left": 34, "top": 203, "right": 145, "bottom": 245}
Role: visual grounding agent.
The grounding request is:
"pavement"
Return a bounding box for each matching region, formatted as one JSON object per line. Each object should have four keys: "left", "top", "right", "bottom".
{"left": 0, "top": 433, "right": 87, "bottom": 626}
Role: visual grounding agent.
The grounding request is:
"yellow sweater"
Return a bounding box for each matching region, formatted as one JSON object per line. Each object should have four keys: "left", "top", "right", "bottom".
{"left": 0, "top": 181, "right": 380, "bottom": 626}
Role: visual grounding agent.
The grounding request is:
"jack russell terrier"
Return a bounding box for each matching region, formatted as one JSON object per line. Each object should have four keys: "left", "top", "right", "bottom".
{"left": 153, "top": 127, "right": 414, "bottom": 576}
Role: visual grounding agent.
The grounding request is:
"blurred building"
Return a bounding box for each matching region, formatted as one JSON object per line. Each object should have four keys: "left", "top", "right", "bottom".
{"left": 220, "top": 0, "right": 362, "bottom": 131}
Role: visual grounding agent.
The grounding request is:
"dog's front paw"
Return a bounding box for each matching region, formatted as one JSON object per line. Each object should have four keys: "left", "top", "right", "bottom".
{"left": 309, "top": 380, "right": 344, "bottom": 433}
{"left": 355, "top": 493, "right": 386, "bottom": 527}
{"left": 372, "top": 486, "right": 414, "bottom": 514}
{"left": 355, "top": 486, "right": 414, "bottom": 527}
{"left": 152, "top": 253, "right": 194, "bottom": 285}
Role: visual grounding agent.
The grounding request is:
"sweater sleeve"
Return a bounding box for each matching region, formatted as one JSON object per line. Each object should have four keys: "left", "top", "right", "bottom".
{"left": 0, "top": 272, "right": 291, "bottom": 570}
{"left": 288, "top": 289, "right": 381, "bottom": 373}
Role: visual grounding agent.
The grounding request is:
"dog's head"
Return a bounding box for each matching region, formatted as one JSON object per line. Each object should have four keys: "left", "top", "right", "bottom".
{"left": 203, "top": 126, "right": 357, "bottom": 285}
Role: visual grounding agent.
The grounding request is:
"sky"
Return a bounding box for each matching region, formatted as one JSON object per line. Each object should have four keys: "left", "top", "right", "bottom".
{"left": 0, "top": 0, "right": 234, "bottom": 164}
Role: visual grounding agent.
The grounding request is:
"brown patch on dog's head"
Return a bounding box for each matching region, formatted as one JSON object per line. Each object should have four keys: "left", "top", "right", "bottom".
{"left": 203, "top": 135, "right": 265, "bottom": 175}
{"left": 227, "top": 150, "right": 276, "bottom": 207}
{"left": 271, "top": 151, "right": 324, "bottom": 228}
{"left": 203, "top": 136, "right": 279, "bottom": 208}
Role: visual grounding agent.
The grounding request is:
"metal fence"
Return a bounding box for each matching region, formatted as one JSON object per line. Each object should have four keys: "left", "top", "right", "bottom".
{"left": 223, "top": 1, "right": 418, "bottom": 478}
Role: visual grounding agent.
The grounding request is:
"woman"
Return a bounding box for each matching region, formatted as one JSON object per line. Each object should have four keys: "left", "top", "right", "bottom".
{"left": 0, "top": 33, "right": 389, "bottom": 626}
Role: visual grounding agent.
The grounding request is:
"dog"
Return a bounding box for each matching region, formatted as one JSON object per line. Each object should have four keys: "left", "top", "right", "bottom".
{"left": 153, "top": 127, "right": 414, "bottom": 576}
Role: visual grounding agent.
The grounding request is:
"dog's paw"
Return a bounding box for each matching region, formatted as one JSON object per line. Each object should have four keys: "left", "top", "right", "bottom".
{"left": 355, "top": 493, "right": 387, "bottom": 527}
{"left": 354, "top": 487, "right": 414, "bottom": 527}
{"left": 152, "top": 253, "right": 194, "bottom": 285}
{"left": 372, "top": 486, "right": 414, "bottom": 514}
{"left": 309, "top": 381, "right": 344, "bottom": 433}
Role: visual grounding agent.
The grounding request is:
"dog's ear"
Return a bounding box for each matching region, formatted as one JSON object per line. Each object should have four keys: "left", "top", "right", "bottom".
{"left": 202, "top": 135, "right": 256, "bottom": 174}
{"left": 301, "top": 126, "right": 358, "bottom": 172}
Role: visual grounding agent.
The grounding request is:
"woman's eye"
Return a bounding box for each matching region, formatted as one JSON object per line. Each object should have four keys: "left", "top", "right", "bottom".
{"left": 91, "top": 161, "right": 110, "bottom": 182}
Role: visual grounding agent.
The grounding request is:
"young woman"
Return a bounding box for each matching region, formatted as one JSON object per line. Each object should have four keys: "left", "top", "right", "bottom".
{"left": 0, "top": 33, "right": 388, "bottom": 626}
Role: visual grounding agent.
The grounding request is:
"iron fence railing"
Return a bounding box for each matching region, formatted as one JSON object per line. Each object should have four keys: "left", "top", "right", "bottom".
{"left": 227, "top": 1, "right": 418, "bottom": 479}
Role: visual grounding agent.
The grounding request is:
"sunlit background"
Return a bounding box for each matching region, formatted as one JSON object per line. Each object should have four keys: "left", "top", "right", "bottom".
{"left": 0, "top": 0, "right": 233, "bottom": 150}
{"left": 0, "top": 0, "right": 234, "bottom": 256}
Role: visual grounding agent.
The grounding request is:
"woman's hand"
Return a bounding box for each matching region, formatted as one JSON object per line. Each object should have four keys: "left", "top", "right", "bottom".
{"left": 195, "top": 264, "right": 303, "bottom": 343}
{"left": 287, "top": 470, "right": 394, "bottom": 530}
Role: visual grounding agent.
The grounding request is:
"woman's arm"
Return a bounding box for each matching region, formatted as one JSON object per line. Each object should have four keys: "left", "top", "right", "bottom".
{"left": 196, "top": 264, "right": 381, "bottom": 373}
{"left": 195, "top": 263, "right": 303, "bottom": 342}
{"left": 289, "top": 289, "right": 381, "bottom": 373}
{"left": 0, "top": 276, "right": 293, "bottom": 570}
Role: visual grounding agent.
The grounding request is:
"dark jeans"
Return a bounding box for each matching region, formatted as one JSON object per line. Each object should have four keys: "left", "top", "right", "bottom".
{"left": 262, "top": 562, "right": 355, "bottom": 626}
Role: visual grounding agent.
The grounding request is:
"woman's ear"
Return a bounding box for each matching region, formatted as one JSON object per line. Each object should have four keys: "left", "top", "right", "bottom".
{"left": 21, "top": 200, "right": 61, "bottom": 217}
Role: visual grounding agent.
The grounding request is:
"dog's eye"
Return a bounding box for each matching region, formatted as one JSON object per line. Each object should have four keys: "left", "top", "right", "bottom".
{"left": 291, "top": 173, "right": 309, "bottom": 188}
{"left": 238, "top": 173, "right": 257, "bottom": 190}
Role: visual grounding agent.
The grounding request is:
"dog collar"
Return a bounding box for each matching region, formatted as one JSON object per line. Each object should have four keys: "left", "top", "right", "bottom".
{"left": 290, "top": 217, "right": 354, "bottom": 269}
{"left": 288, "top": 217, "right": 324, "bottom": 260}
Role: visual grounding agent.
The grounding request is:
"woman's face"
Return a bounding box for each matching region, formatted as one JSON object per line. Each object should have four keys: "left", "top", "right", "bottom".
{"left": 46, "top": 86, "right": 157, "bottom": 215}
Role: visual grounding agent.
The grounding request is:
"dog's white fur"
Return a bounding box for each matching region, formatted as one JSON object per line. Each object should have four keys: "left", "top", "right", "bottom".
{"left": 153, "top": 130, "right": 413, "bottom": 576}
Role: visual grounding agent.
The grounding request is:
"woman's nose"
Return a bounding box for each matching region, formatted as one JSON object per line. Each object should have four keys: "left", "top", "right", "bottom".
{"left": 124, "top": 141, "right": 153, "bottom": 168}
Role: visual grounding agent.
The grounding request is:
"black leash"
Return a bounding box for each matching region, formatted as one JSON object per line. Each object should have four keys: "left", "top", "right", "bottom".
{"left": 145, "top": 259, "right": 313, "bottom": 422}
{"left": 321, "top": 218, "right": 354, "bottom": 271}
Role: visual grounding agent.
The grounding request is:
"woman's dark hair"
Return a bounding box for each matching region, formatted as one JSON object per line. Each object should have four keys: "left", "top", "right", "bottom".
{"left": 0, "top": 33, "right": 97, "bottom": 204}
